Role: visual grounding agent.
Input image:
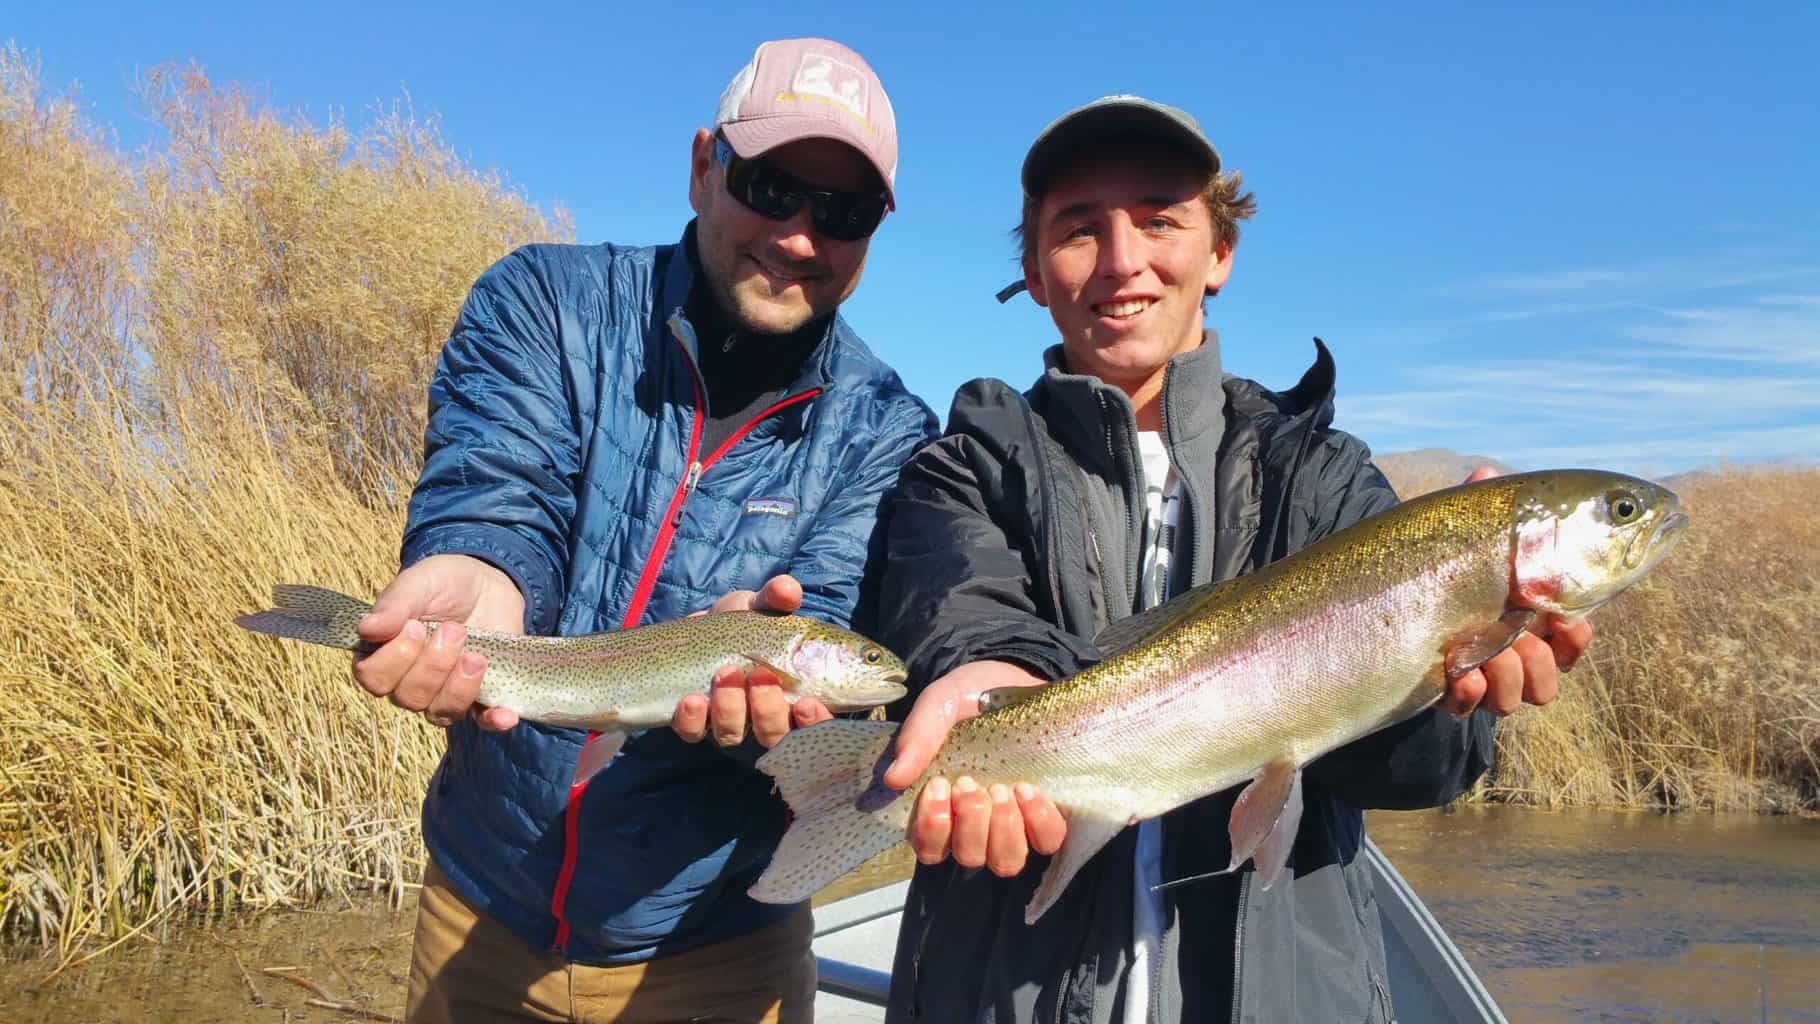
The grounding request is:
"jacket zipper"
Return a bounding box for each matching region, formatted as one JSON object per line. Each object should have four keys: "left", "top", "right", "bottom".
{"left": 1158, "top": 363, "right": 1202, "bottom": 594}
{"left": 1095, "top": 392, "right": 1143, "bottom": 614}
{"left": 1017, "top": 397, "right": 1069, "bottom": 626}
{"left": 548, "top": 332, "right": 819, "bottom": 953}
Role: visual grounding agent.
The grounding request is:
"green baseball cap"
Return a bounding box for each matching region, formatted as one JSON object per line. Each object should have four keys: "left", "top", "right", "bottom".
{"left": 1020, "top": 94, "right": 1223, "bottom": 198}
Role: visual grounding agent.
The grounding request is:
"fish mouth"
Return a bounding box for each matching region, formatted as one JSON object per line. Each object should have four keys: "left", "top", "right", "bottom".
{"left": 822, "top": 681, "right": 908, "bottom": 713}
{"left": 1624, "top": 510, "right": 1689, "bottom": 571}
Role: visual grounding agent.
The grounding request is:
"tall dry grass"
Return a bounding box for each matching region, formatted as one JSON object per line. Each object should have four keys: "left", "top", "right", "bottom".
{"left": 1382, "top": 463, "right": 1820, "bottom": 814}
{"left": 0, "top": 47, "right": 571, "bottom": 966}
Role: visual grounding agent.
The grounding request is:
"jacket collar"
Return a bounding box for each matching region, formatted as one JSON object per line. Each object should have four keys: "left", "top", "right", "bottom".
{"left": 1032, "top": 329, "right": 1230, "bottom": 470}
{"left": 658, "top": 221, "right": 843, "bottom": 394}
{"left": 1220, "top": 337, "right": 1337, "bottom": 432}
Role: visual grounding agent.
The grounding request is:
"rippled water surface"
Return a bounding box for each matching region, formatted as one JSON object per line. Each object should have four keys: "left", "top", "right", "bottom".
{"left": 1370, "top": 806, "right": 1820, "bottom": 1023}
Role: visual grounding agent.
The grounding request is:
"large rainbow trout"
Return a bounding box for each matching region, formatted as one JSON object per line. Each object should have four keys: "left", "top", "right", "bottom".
{"left": 235, "top": 585, "right": 908, "bottom": 785}
{"left": 749, "top": 469, "right": 1687, "bottom": 923}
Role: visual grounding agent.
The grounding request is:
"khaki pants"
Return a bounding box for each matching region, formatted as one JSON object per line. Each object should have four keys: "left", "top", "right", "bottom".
{"left": 406, "top": 861, "right": 816, "bottom": 1023}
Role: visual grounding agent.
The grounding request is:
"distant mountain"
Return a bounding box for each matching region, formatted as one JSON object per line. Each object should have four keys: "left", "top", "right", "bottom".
{"left": 1373, "top": 448, "right": 1519, "bottom": 498}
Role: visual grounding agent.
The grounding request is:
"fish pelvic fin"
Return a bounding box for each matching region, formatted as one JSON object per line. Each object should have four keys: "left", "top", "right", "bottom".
{"left": 1026, "top": 804, "right": 1134, "bottom": 925}
{"left": 569, "top": 729, "right": 629, "bottom": 788}
{"left": 1444, "top": 608, "right": 1537, "bottom": 680}
{"left": 1151, "top": 761, "right": 1306, "bottom": 897}
{"left": 234, "top": 585, "right": 376, "bottom": 653}
{"left": 748, "top": 719, "right": 906, "bottom": 905}
{"left": 1237, "top": 762, "right": 1304, "bottom": 891}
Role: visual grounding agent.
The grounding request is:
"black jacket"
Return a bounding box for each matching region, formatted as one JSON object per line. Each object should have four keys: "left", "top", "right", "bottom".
{"left": 872, "top": 336, "right": 1496, "bottom": 1024}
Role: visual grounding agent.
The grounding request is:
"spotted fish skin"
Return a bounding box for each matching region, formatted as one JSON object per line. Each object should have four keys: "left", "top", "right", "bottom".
{"left": 750, "top": 470, "right": 1689, "bottom": 923}
{"left": 234, "top": 585, "right": 910, "bottom": 731}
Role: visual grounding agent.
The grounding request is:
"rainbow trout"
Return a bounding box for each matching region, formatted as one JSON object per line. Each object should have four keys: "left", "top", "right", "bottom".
{"left": 748, "top": 469, "right": 1687, "bottom": 922}
{"left": 235, "top": 585, "right": 908, "bottom": 785}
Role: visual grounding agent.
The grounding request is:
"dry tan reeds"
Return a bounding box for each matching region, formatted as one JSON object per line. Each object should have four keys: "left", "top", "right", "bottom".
{"left": 0, "top": 47, "right": 569, "bottom": 965}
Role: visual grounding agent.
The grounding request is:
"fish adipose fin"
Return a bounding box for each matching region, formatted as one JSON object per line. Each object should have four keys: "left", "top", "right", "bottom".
{"left": 978, "top": 684, "right": 1048, "bottom": 714}
{"left": 569, "top": 729, "right": 629, "bottom": 788}
{"left": 1444, "top": 608, "right": 1537, "bottom": 680}
{"left": 1025, "top": 803, "right": 1135, "bottom": 925}
{"left": 748, "top": 719, "right": 905, "bottom": 905}
{"left": 234, "top": 585, "right": 377, "bottom": 653}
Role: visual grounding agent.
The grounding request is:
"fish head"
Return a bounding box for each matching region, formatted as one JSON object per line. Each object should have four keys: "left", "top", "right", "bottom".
{"left": 1509, "top": 470, "right": 1688, "bottom": 617}
{"left": 786, "top": 623, "right": 910, "bottom": 712}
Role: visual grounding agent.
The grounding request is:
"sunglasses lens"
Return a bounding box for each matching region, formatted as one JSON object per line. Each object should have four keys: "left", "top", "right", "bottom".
{"left": 812, "top": 195, "right": 887, "bottom": 242}
{"left": 729, "top": 162, "right": 802, "bottom": 221}
{"left": 725, "top": 152, "right": 885, "bottom": 241}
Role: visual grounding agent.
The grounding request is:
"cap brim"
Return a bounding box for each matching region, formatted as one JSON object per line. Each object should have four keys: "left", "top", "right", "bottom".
{"left": 721, "top": 117, "right": 897, "bottom": 208}
{"left": 1022, "top": 100, "right": 1221, "bottom": 197}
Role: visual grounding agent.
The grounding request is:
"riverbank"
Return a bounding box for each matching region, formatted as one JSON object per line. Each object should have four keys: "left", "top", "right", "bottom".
{"left": 6, "top": 807, "right": 1814, "bottom": 1024}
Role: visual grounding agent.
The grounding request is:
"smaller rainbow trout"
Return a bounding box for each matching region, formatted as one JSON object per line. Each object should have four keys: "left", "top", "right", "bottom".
{"left": 235, "top": 585, "right": 908, "bottom": 785}
{"left": 748, "top": 470, "right": 1687, "bottom": 923}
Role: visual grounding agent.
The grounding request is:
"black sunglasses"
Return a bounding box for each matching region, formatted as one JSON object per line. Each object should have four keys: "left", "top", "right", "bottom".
{"left": 714, "top": 136, "right": 888, "bottom": 242}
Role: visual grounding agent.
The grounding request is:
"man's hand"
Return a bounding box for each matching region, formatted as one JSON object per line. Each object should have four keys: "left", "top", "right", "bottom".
{"left": 670, "top": 574, "right": 835, "bottom": 748}
{"left": 885, "top": 661, "right": 1067, "bottom": 876}
{"left": 1441, "top": 466, "right": 1595, "bottom": 716}
{"left": 352, "top": 554, "right": 527, "bottom": 730}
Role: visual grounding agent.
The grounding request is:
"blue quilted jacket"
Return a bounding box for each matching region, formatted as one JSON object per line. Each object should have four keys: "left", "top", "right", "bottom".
{"left": 400, "top": 226, "right": 937, "bottom": 964}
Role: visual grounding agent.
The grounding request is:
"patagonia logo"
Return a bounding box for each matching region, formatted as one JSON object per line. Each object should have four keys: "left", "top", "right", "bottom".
{"left": 743, "top": 497, "right": 797, "bottom": 518}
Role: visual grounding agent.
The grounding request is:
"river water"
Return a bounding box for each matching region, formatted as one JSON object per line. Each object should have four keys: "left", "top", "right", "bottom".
{"left": 3, "top": 807, "right": 1816, "bottom": 1022}
{"left": 1370, "top": 807, "right": 1820, "bottom": 1023}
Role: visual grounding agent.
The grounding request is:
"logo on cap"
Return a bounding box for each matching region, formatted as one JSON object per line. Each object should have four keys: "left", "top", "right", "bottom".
{"left": 789, "top": 54, "right": 870, "bottom": 121}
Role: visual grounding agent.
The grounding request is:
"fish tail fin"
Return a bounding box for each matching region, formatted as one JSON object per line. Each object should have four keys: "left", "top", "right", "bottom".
{"left": 234, "top": 585, "right": 376, "bottom": 653}
{"left": 748, "top": 719, "right": 908, "bottom": 905}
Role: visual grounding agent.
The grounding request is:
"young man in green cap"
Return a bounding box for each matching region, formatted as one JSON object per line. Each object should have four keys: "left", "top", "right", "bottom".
{"left": 873, "top": 95, "right": 1590, "bottom": 1022}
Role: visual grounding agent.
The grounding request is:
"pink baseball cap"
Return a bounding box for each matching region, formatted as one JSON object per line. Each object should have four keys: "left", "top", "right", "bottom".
{"left": 714, "top": 38, "right": 899, "bottom": 208}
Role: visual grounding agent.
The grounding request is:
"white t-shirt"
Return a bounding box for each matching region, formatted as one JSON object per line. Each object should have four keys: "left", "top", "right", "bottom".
{"left": 1125, "top": 430, "right": 1179, "bottom": 1024}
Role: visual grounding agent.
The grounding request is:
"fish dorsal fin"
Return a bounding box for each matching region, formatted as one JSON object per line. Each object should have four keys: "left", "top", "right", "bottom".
{"left": 1025, "top": 801, "right": 1135, "bottom": 925}
{"left": 1444, "top": 608, "right": 1537, "bottom": 680}
{"left": 1091, "top": 581, "right": 1222, "bottom": 660}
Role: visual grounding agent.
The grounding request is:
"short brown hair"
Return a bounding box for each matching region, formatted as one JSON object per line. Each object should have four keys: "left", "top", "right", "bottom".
{"left": 1014, "top": 166, "right": 1257, "bottom": 268}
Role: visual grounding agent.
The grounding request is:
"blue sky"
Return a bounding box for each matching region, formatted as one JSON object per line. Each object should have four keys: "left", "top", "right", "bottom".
{"left": 11, "top": 2, "right": 1817, "bottom": 477}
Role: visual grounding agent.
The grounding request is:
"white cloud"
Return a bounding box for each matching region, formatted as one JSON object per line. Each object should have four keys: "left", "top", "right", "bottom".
{"left": 1349, "top": 260, "right": 1820, "bottom": 476}
{"left": 1442, "top": 258, "right": 1820, "bottom": 300}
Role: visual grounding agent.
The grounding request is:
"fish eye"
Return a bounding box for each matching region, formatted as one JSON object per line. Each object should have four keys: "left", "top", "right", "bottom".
{"left": 863, "top": 647, "right": 881, "bottom": 664}
{"left": 1607, "top": 490, "right": 1643, "bottom": 524}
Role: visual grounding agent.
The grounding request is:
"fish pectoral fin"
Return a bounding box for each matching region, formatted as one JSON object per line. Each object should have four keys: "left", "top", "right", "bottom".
{"left": 569, "top": 730, "right": 629, "bottom": 788}
{"left": 1443, "top": 608, "right": 1538, "bottom": 680}
{"left": 1025, "top": 803, "right": 1133, "bottom": 925}
{"left": 1226, "top": 759, "right": 1303, "bottom": 889}
{"left": 743, "top": 655, "right": 802, "bottom": 691}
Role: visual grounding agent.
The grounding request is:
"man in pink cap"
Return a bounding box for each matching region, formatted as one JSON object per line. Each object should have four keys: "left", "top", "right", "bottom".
{"left": 350, "top": 38, "right": 933, "bottom": 1023}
